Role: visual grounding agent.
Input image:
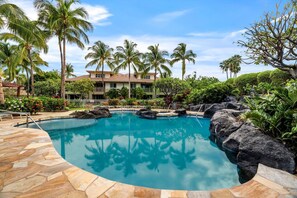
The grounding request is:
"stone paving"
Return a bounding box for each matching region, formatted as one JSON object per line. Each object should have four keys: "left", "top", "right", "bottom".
{"left": 0, "top": 111, "right": 296, "bottom": 198}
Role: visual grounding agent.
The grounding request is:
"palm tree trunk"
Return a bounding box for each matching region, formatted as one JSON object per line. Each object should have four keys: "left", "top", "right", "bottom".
{"left": 58, "top": 38, "right": 64, "bottom": 98}
{"left": 25, "top": 69, "right": 29, "bottom": 97}
{"left": 154, "top": 68, "right": 157, "bottom": 98}
{"left": 226, "top": 71, "right": 228, "bottom": 80}
{"left": 27, "top": 49, "right": 35, "bottom": 96}
{"left": 61, "top": 37, "right": 66, "bottom": 103}
{"left": 0, "top": 77, "right": 4, "bottom": 104}
{"left": 128, "top": 63, "right": 131, "bottom": 98}
{"left": 182, "top": 60, "right": 186, "bottom": 80}
{"left": 101, "top": 63, "right": 105, "bottom": 97}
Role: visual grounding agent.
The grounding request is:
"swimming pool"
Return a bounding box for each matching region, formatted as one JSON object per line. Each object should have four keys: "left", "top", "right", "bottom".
{"left": 25, "top": 112, "right": 241, "bottom": 190}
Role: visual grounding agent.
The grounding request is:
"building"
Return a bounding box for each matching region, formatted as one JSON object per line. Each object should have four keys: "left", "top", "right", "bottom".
{"left": 66, "top": 71, "right": 156, "bottom": 99}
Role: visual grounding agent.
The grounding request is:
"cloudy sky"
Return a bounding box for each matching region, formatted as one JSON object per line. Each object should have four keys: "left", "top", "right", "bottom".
{"left": 13, "top": 0, "right": 289, "bottom": 80}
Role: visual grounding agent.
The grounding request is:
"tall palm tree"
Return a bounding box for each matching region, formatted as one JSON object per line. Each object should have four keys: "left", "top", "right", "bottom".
{"left": 0, "top": 1, "right": 26, "bottom": 103}
{"left": 170, "top": 43, "right": 197, "bottom": 80}
{"left": 230, "top": 55, "right": 242, "bottom": 78}
{"left": 85, "top": 41, "right": 114, "bottom": 95}
{"left": 113, "top": 40, "right": 143, "bottom": 98}
{"left": 65, "top": 63, "right": 76, "bottom": 78}
{"left": 219, "top": 60, "right": 229, "bottom": 80}
{"left": 0, "top": 19, "right": 48, "bottom": 96}
{"left": 0, "top": 42, "right": 19, "bottom": 82}
{"left": 0, "top": 0, "right": 27, "bottom": 28}
{"left": 34, "top": 0, "right": 93, "bottom": 101}
{"left": 143, "top": 44, "right": 171, "bottom": 98}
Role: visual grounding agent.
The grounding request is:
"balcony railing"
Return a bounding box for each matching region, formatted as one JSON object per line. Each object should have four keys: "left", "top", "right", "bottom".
{"left": 94, "top": 87, "right": 104, "bottom": 92}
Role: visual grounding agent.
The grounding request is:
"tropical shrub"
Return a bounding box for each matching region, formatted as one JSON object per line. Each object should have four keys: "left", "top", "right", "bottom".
{"left": 39, "top": 97, "right": 66, "bottom": 111}
{"left": 106, "top": 88, "right": 120, "bottom": 99}
{"left": 257, "top": 70, "right": 272, "bottom": 84}
{"left": 270, "top": 69, "right": 291, "bottom": 85}
{"left": 22, "top": 97, "right": 43, "bottom": 114}
{"left": 66, "top": 79, "right": 94, "bottom": 99}
{"left": 4, "top": 98, "right": 24, "bottom": 112}
{"left": 186, "top": 82, "right": 232, "bottom": 104}
{"left": 234, "top": 73, "right": 259, "bottom": 94}
{"left": 185, "top": 73, "right": 219, "bottom": 89}
{"left": 243, "top": 81, "right": 297, "bottom": 153}
{"left": 119, "top": 87, "right": 129, "bottom": 99}
{"left": 35, "top": 79, "right": 60, "bottom": 97}
{"left": 131, "top": 87, "right": 145, "bottom": 99}
{"left": 126, "top": 98, "right": 137, "bottom": 105}
{"left": 108, "top": 99, "right": 120, "bottom": 106}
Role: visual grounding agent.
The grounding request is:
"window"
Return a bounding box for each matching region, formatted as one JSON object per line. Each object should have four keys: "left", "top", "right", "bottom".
{"left": 110, "top": 83, "right": 117, "bottom": 88}
{"left": 131, "top": 83, "right": 136, "bottom": 88}
{"left": 95, "top": 74, "right": 105, "bottom": 78}
{"left": 143, "top": 75, "right": 150, "bottom": 79}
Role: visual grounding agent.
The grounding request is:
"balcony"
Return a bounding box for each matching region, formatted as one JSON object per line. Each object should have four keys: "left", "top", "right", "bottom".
{"left": 142, "top": 88, "right": 153, "bottom": 93}
{"left": 94, "top": 87, "right": 104, "bottom": 92}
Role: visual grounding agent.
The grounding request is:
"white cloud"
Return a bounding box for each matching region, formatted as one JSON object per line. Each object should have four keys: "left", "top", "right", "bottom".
{"left": 12, "top": 1, "right": 112, "bottom": 26}
{"left": 78, "top": 4, "right": 112, "bottom": 26}
{"left": 152, "top": 10, "right": 190, "bottom": 23}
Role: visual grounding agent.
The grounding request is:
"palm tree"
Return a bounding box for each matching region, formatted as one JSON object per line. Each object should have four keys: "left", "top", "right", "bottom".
{"left": 34, "top": 0, "right": 93, "bottom": 101}
{"left": 230, "top": 55, "right": 242, "bottom": 78}
{"left": 85, "top": 41, "right": 114, "bottom": 95}
{"left": 0, "top": 0, "right": 27, "bottom": 28}
{"left": 65, "top": 63, "right": 76, "bottom": 78}
{"left": 0, "top": 19, "right": 48, "bottom": 96}
{"left": 0, "top": 42, "right": 19, "bottom": 82}
{"left": 170, "top": 43, "right": 197, "bottom": 80}
{"left": 143, "top": 44, "right": 171, "bottom": 98}
{"left": 0, "top": 67, "right": 5, "bottom": 104}
{"left": 219, "top": 60, "right": 229, "bottom": 80}
{"left": 113, "top": 40, "right": 143, "bottom": 98}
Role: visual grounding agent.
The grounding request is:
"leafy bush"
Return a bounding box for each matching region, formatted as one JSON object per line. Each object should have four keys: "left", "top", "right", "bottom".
{"left": 106, "top": 89, "right": 120, "bottom": 99}
{"left": 185, "top": 73, "right": 219, "bottom": 89}
{"left": 186, "top": 82, "right": 232, "bottom": 104}
{"left": 270, "top": 69, "right": 291, "bottom": 85}
{"left": 35, "top": 79, "right": 60, "bottom": 97}
{"left": 119, "top": 87, "right": 129, "bottom": 99}
{"left": 39, "top": 97, "right": 66, "bottom": 112}
{"left": 108, "top": 99, "right": 120, "bottom": 106}
{"left": 4, "top": 98, "right": 24, "bottom": 112}
{"left": 257, "top": 70, "right": 272, "bottom": 84}
{"left": 22, "top": 97, "right": 43, "bottom": 114}
{"left": 126, "top": 98, "right": 137, "bottom": 105}
{"left": 234, "top": 73, "right": 259, "bottom": 94}
{"left": 131, "top": 87, "right": 145, "bottom": 99}
{"left": 243, "top": 81, "right": 297, "bottom": 153}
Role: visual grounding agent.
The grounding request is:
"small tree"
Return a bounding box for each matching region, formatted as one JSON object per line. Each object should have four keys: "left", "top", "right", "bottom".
{"left": 155, "top": 78, "right": 189, "bottom": 106}
{"left": 66, "top": 79, "right": 94, "bottom": 99}
{"left": 238, "top": 0, "right": 297, "bottom": 78}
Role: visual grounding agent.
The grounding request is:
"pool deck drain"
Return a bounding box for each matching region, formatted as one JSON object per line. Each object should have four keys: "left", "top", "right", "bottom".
{"left": 0, "top": 111, "right": 296, "bottom": 198}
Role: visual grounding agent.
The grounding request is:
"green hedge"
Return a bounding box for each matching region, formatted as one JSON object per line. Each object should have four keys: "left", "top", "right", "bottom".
{"left": 234, "top": 73, "right": 259, "bottom": 94}
{"left": 257, "top": 70, "right": 272, "bottom": 84}
{"left": 186, "top": 82, "right": 232, "bottom": 104}
{"left": 270, "top": 69, "right": 291, "bottom": 85}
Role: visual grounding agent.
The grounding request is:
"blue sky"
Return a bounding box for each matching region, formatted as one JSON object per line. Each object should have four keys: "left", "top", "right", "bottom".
{"left": 15, "top": 0, "right": 289, "bottom": 80}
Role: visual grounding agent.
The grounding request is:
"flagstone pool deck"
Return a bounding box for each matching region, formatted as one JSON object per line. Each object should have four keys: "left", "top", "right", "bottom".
{"left": 0, "top": 110, "right": 296, "bottom": 198}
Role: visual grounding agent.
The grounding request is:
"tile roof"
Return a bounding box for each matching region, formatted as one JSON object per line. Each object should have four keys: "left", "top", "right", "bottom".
{"left": 66, "top": 74, "right": 155, "bottom": 83}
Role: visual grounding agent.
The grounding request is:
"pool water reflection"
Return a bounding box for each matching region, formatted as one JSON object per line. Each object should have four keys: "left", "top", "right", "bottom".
{"left": 37, "top": 112, "right": 241, "bottom": 190}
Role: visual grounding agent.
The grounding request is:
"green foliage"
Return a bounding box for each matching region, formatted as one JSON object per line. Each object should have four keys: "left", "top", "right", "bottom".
{"left": 270, "top": 69, "right": 291, "bottom": 85}
{"left": 66, "top": 79, "right": 94, "bottom": 99}
{"left": 131, "top": 87, "right": 145, "bottom": 99}
{"left": 22, "top": 97, "right": 43, "bottom": 114}
{"left": 35, "top": 79, "right": 60, "bottom": 97}
{"left": 34, "top": 70, "right": 60, "bottom": 82}
{"left": 186, "top": 82, "right": 232, "bottom": 104}
{"left": 4, "top": 98, "right": 24, "bottom": 112}
{"left": 108, "top": 99, "right": 120, "bottom": 106}
{"left": 185, "top": 72, "right": 219, "bottom": 89}
{"left": 39, "top": 97, "right": 66, "bottom": 112}
{"left": 106, "top": 88, "right": 120, "bottom": 99}
{"left": 126, "top": 98, "right": 137, "bottom": 105}
{"left": 243, "top": 81, "right": 297, "bottom": 153}
{"left": 257, "top": 70, "right": 272, "bottom": 84}
{"left": 234, "top": 73, "right": 259, "bottom": 94}
{"left": 119, "top": 87, "right": 129, "bottom": 99}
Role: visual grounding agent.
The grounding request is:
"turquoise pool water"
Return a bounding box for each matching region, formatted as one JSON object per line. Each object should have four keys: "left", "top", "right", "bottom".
{"left": 26, "top": 112, "right": 240, "bottom": 190}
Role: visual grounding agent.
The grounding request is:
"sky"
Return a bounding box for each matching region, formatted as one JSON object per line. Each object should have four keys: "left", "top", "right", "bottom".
{"left": 12, "top": 0, "right": 289, "bottom": 80}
